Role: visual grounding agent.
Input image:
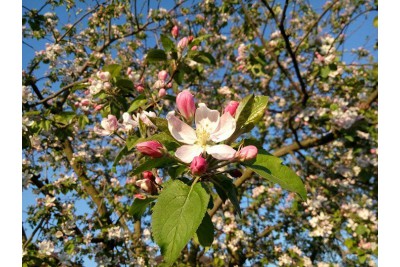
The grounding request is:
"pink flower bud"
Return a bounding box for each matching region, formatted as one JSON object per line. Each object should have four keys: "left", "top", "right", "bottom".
{"left": 94, "top": 104, "right": 103, "bottom": 112}
{"left": 80, "top": 99, "right": 90, "bottom": 106}
{"left": 171, "top": 25, "right": 179, "bottom": 39}
{"left": 158, "top": 88, "right": 167, "bottom": 98}
{"left": 191, "top": 45, "right": 198, "bottom": 51}
{"left": 134, "top": 193, "right": 146, "bottom": 199}
{"left": 136, "top": 141, "right": 164, "bottom": 158}
{"left": 236, "top": 145, "right": 258, "bottom": 161}
{"left": 158, "top": 70, "right": 168, "bottom": 81}
{"left": 176, "top": 90, "right": 196, "bottom": 122}
{"left": 224, "top": 101, "right": 240, "bottom": 116}
{"left": 142, "top": 171, "right": 155, "bottom": 181}
{"left": 188, "top": 36, "right": 194, "bottom": 43}
{"left": 135, "top": 84, "right": 144, "bottom": 93}
{"left": 190, "top": 155, "right": 208, "bottom": 176}
{"left": 177, "top": 37, "right": 188, "bottom": 50}
{"left": 166, "top": 82, "right": 172, "bottom": 88}
{"left": 74, "top": 101, "right": 80, "bottom": 107}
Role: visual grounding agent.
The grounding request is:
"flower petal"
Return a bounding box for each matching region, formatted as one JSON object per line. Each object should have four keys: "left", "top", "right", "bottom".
{"left": 167, "top": 111, "right": 197, "bottom": 144}
{"left": 206, "top": 145, "right": 236, "bottom": 161}
{"left": 195, "top": 103, "right": 220, "bottom": 134}
{"left": 210, "top": 112, "right": 236, "bottom": 142}
{"left": 175, "top": 144, "right": 203, "bottom": 163}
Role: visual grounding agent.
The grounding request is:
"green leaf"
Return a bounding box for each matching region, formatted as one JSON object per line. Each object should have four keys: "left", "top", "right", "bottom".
{"left": 103, "top": 64, "right": 122, "bottom": 78}
{"left": 146, "top": 49, "right": 167, "bottom": 62}
{"left": 243, "top": 149, "right": 307, "bottom": 200}
{"left": 77, "top": 115, "right": 89, "bottom": 129}
{"left": 196, "top": 212, "right": 214, "bottom": 247}
{"left": 173, "top": 69, "right": 184, "bottom": 85}
{"left": 235, "top": 94, "right": 255, "bottom": 127}
{"left": 148, "top": 117, "right": 169, "bottom": 132}
{"left": 320, "top": 65, "right": 330, "bottom": 78}
{"left": 373, "top": 16, "right": 378, "bottom": 28}
{"left": 161, "top": 34, "right": 175, "bottom": 52}
{"left": 244, "top": 96, "right": 269, "bottom": 127}
{"left": 344, "top": 238, "right": 354, "bottom": 249}
{"left": 152, "top": 180, "right": 209, "bottom": 265}
{"left": 127, "top": 94, "right": 147, "bottom": 113}
{"left": 116, "top": 78, "right": 134, "bottom": 91}
{"left": 212, "top": 175, "right": 241, "bottom": 216}
{"left": 111, "top": 146, "right": 128, "bottom": 173}
{"left": 129, "top": 198, "right": 155, "bottom": 220}
{"left": 168, "top": 165, "right": 187, "bottom": 179}
{"left": 187, "top": 50, "right": 216, "bottom": 65}
{"left": 132, "top": 157, "right": 175, "bottom": 176}
{"left": 53, "top": 111, "right": 76, "bottom": 125}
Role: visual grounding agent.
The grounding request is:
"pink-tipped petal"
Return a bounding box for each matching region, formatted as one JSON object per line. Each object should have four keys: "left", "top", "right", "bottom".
{"left": 206, "top": 145, "right": 237, "bottom": 161}
{"left": 210, "top": 112, "right": 236, "bottom": 143}
{"left": 167, "top": 112, "right": 197, "bottom": 144}
{"left": 175, "top": 144, "right": 203, "bottom": 163}
{"left": 195, "top": 103, "right": 220, "bottom": 133}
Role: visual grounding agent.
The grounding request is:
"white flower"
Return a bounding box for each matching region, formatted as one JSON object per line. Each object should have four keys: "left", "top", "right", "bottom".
{"left": 38, "top": 240, "right": 55, "bottom": 256}
{"left": 121, "top": 112, "right": 138, "bottom": 132}
{"left": 167, "top": 103, "right": 237, "bottom": 163}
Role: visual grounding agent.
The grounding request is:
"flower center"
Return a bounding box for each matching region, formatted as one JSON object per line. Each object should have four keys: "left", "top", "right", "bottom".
{"left": 196, "top": 127, "right": 210, "bottom": 147}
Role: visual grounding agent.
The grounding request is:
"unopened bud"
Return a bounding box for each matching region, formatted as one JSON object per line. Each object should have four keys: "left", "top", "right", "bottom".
{"left": 158, "top": 88, "right": 167, "bottom": 98}
{"left": 224, "top": 101, "right": 240, "bottom": 117}
{"left": 142, "top": 171, "right": 155, "bottom": 181}
{"left": 136, "top": 141, "right": 164, "bottom": 158}
{"left": 80, "top": 99, "right": 90, "bottom": 106}
{"left": 190, "top": 155, "right": 208, "bottom": 176}
{"left": 134, "top": 193, "right": 146, "bottom": 199}
{"left": 171, "top": 25, "right": 179, "bottom": 39}
{"left": 177, "top": 37, "right": 188, "bottom": 50}
{"left": 176, "top": 90, "right": 196, "bottom": 122}
{"left": 135, "top": 84, "right": 145, "bottom": 93}
{"left": 94, "top": 104, "right": 103, "bottom": 112}
{"left": 191, "top": 45, "right": 198, "bottom": 51}
{"left": 236, "top": 145, "right": 258, "bottom": 161}
{"left": 188, "top": 35, "right": 194, "bottom": 43}
{"left": 158, "top": 70, "right": 168, "bottom": 81}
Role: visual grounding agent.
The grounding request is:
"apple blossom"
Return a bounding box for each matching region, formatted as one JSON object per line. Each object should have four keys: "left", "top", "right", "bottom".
{"left": 158, "top": 70, "right": 168, "bottom": 81}
{"left": 224, "top": 101, "right": 239, "bottom": 116}
{"left": 94, "top": 115, "right": 119, "bottom": 135}
{"left": 177, "top": 37, "right": 188, "bottom": 50}
{"left": 176, "top": 90, "right": 196, "bottom": 122}
{"left": 167, "top": 103, "right": 237, "bottom": 163}
{"left": 171, "top": 25, "right": 179, "bottom": 39}
{"left": 158, "top": 88, "right": 166, "bottom": 98}
{"left": 136, "top": 141, "right": 164, "bottom": 158}
{"left": 190, "top": 155, "right": 208, "bottom": 175}
{"left": 142, "top": 170, "right": 154, "bottom": 181}
{"left": 236, "top": 145, "right": 258, "bottom": 161}
{"left": 121, "top": 112, "right": 138, "bottom": 132}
